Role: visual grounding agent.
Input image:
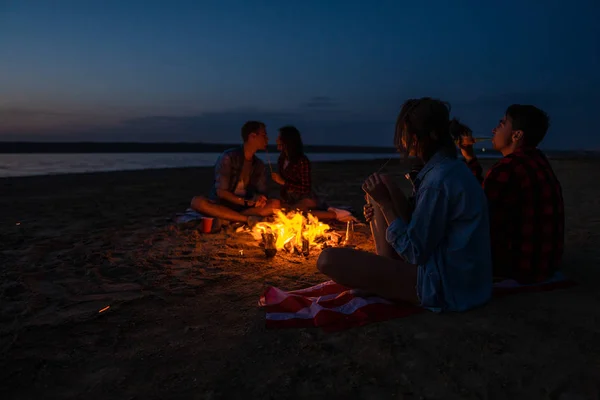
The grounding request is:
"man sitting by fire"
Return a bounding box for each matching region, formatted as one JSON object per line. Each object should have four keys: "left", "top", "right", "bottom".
{"left": 458, "top": 105, "right": 564, "bottom": 284}
{"left": 190, "top": 121, "right": 281, "bottom": 228}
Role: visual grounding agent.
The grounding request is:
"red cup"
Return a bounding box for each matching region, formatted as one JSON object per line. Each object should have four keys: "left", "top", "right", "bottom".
{"left": 201, "top": 217, "right": 214, "bottom": 233}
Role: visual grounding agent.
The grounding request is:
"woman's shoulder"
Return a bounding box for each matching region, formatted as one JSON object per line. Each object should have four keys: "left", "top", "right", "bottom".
{"left": 420, "top": 158, "right": 473, "bottom": 190}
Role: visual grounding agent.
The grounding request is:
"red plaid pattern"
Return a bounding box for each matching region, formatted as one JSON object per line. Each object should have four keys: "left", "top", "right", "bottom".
{"left": 467, "top": 148, "right": 565, "bottom": 284}
{"left": 278, "top": 155, "right": 312, "bottom": 198}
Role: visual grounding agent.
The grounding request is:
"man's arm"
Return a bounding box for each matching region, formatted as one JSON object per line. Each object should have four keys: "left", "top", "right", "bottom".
{"left": 214, "top": 153, "right": 247, "bottom": 206}
{"left": 459, "top": 139, "right": 484, "bottom": 184}
{"left": 465, "top": 156, "right": 484, "bottom": 184}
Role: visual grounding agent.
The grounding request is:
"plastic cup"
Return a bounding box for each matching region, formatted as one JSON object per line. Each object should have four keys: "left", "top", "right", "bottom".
{"left": 201, "top": 217, "right": 214, "bottom": 233}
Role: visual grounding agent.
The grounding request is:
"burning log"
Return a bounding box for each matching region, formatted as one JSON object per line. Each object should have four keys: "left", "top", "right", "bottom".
{"left": 302, "top": 236, "right": 310, "bottom": 257}
{"left": 284, "top": 240, "right": 294, "bottom": 254}
{"left": 326, "top": 231, "right": 343, "bottom": 246}
{"left": 261, "top": 231, "right": 278, "bottom": 258}
{"left": 249, "top": 210, "right": 340, "bottom": 258}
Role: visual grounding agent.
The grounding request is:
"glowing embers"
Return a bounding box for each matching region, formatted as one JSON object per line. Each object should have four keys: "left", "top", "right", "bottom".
{"left": 249, "top": 210, "right": 343, "bottom": 258}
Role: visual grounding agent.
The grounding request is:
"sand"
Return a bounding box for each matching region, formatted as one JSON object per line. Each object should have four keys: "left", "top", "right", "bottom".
{"left": 1, "top": 157, "right": 600, "bottom": 399}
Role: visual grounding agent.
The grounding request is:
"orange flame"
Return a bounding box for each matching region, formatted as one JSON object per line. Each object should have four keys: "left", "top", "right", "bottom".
{"left": 250, "top": 210, "right": 330, "bottom": 252}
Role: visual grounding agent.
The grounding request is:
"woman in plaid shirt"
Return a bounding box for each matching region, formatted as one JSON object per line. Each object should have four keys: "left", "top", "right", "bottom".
{"left": 271, "top": 125, "right": 321, "bottom": 211}
{"left": 271, "top": 125, "right": 359, "bottom": 222}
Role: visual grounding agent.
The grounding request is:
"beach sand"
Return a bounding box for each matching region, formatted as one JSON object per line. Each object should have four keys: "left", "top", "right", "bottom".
{"left": 1, "top": 157, "right": 599, "bottom": 399}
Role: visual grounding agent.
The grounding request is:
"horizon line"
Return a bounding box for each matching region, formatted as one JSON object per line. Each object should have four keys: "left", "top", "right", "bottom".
{"left": 0, "top": 141, "right": 598, "bottom": 154}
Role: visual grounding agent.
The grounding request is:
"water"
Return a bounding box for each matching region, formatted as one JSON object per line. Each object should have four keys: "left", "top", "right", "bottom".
{"left": 0, "top": 152, "right": 391, "bottom": 178}
{"left": 0, "top": 151, "right": 499, "bottom": 178}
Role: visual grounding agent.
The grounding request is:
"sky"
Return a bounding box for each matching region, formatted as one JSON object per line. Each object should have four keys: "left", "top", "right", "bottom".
{"left": 0, "top": 0, "right": 599, "bottom": 149}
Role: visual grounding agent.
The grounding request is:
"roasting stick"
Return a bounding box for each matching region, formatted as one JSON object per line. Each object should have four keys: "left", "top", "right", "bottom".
{"left": 264, "top": 147, "right": 274, "bottom": 174}
{"left": 375, "top": 156, "right": 394, "bottom": 174}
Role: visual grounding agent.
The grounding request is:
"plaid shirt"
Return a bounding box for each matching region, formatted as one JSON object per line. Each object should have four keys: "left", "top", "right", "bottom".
{"left": 278, "top": 155, "right": 311, "bottom": 199}
{"left": 467, "top": 148, "right": 565, "bottom": 284}
{"left": 209, "top": 147, "right": 267, "bottom": 201}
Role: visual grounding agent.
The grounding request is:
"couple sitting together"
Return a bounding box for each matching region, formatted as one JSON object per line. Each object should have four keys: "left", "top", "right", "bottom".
{"left": 316, "top": 98, "right": 564, "bottom": 313}
{"left": 190, "top": 121, "right": 348, "bottom": 229}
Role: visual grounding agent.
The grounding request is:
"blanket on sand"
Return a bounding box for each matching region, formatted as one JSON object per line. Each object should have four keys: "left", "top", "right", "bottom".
{"left": 259, "top": 272, "right": 577, "bottom": 332}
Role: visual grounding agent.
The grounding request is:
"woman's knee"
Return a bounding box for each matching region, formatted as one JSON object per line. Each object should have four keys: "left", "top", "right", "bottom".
{"left": 191, "top": 195, "right": 208, "bottom": 209}
{"left": 299, "top": 198, "right": 318, "bottom": 210}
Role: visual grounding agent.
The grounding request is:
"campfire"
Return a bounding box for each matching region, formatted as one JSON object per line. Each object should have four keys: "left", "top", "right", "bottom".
{"left": 248, "top": 210, "right": 348, "bottom": 257}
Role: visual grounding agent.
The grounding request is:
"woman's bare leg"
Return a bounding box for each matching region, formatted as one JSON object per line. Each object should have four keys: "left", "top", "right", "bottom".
{"left": 317, "top": 247, "right": 419, "bottom": 303}
{"left": 307, "top": 210, "right": 338, "bottom": 221}
{"left": 367, "top": 174, "right": 412, "bottom": 258}
{"left": 367, "top": 194, "right": 400, "bottom": 259}
{"left": 190, "top": 196, "right": 249, "bottom": 223}
{"left": 240, "top": 199, "right": 282, "bottom": 217}
{"left": 380, "top": 174, "right": 413, "bottom": 223}
{"left": 290, "top": 198, "right": 318, "bottom": 212}
{"left": 285, "top": 198, "right": 338, "bottom": 221}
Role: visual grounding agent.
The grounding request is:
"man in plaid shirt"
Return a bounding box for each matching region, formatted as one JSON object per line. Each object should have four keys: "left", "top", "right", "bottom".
{"left": 191, "top": 121, "right": 281, "bottom": 227}
{"left": 460, "top": 105, "right": 564, "bottom": 284}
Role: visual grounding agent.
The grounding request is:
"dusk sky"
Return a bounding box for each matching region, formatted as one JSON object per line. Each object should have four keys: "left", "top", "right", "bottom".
{"left": 1, "top": 0, "right": 599, "bottom": 149}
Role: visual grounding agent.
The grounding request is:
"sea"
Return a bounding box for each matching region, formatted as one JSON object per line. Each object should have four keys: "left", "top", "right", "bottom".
{"left": 0, "top": 151, "right": 500, "bottom": 178}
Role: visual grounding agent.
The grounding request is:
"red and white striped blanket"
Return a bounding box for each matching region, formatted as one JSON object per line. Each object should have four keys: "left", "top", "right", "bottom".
{"left": 259, "top": 277, "right": 576, "bottom": 332}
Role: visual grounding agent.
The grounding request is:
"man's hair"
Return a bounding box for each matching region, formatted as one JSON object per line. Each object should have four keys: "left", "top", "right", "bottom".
{"left": 278, "top": 125, "right": 304, "bottom": 163}
{"left": 241, "top": 121, "right": 266, "bottom": 142}
{"left": 505, "top": 104, "right": 550, "bottom": 147}
{"left": 394, "top": 97, "right": 455, "bottom": 161}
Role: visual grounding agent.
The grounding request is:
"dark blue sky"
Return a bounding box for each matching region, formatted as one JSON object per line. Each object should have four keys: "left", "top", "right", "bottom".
{"left": 1, "top": 0, "right": 598, "bottom": 149}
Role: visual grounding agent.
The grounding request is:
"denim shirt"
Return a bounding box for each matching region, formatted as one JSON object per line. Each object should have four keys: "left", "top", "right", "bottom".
{"left": 386, "top": 150, "right": 493, "bottom": 312}
{"left": 208, "top": 146, "right": 268, "bottom": 201}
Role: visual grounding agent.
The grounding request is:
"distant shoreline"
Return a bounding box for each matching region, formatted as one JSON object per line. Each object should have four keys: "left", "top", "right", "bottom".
{"left": 0, "top": 142, "right": 597, "bottom": 159}
{"left": 0, "top": 142, "right": 398, "bottom": 154}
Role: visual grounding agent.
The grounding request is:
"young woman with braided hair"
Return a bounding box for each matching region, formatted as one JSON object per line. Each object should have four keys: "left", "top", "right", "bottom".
{"left": 317, "top": 97, "right": 493, "bottom": 312}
